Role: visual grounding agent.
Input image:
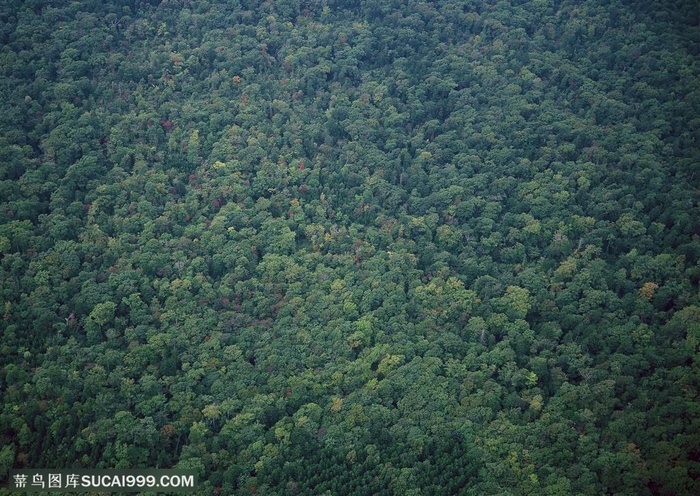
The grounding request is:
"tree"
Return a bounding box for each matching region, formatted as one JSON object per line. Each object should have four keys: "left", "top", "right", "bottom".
{"left": 85, "top": 301, "right": 116, "bottom": 345}
{"left": 499, "top": 286, "right": 532, "bottom": 320}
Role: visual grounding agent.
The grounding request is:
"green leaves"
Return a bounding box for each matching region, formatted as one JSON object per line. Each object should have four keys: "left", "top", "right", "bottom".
{"left": 499, "top": 285, "right": 532, "bottom": 320}
{"left": 0, "top": 0, "right": 698, "bottom": 494}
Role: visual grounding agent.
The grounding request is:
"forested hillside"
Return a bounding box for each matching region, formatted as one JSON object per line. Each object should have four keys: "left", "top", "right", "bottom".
{"left": 1, "top": 0, "right": 699, "bottom": 494}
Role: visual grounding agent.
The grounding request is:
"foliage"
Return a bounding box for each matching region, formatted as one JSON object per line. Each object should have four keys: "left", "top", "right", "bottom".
{"left": 1, "top": 0, "right": 699, "bottom": 494}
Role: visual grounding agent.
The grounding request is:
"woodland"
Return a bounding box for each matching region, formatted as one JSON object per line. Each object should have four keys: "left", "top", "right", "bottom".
{"left": 0, "top": 0, "right": 699, "bottom": 494}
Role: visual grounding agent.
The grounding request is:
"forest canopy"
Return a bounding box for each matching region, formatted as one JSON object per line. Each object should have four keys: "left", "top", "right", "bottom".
{"left": 1, "top": 0, "right": 699, "bottom": 494}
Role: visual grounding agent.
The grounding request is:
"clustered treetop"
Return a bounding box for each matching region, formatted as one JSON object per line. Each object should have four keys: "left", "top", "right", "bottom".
{"left": 0, "top": 0, "right": 698, "bottom": 494}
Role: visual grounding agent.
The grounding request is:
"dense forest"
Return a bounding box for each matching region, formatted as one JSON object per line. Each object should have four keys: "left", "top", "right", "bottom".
{"left": 0, "top": 0, "right": 699, "bottom": 494}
